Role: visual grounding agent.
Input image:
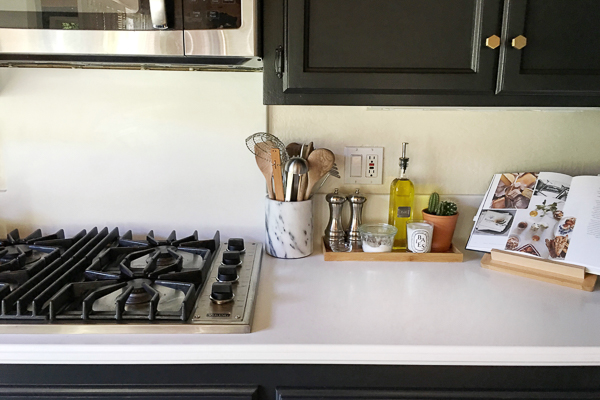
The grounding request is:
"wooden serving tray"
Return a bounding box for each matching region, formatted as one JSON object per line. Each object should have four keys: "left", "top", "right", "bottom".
{"left": 322, "top": 238, "right": 463, "bottom": 262}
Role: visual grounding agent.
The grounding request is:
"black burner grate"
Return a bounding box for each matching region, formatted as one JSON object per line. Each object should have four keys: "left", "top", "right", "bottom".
{"left": 0, "top": 228, "right": 67, "bottom": 287}
{"left": 48, "top": 230, "right": 220, "bottom": 322}
{"left": 0, "top": 227, "right": 113, "bottom": 319}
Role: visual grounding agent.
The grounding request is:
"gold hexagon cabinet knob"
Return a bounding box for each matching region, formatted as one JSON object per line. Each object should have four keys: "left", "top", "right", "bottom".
{"left": 485, "top": 35, "right": 501, "bottom": 49}
{"left": 511, "top": 35, "right": 527, "bottom": 50}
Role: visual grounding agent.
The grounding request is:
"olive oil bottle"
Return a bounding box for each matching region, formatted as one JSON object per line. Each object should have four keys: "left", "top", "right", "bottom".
{"left": 388, "top": 143, "right": 415, "bottom": 251}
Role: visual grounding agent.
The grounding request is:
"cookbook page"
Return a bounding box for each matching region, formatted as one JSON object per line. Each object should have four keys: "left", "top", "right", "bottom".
{"left": 467, "top": 172, "right": 540, "bottom": 252}
{"left": 561, "top": 176, "right": 600, "bottom": 274}
{"left": 472, "top": 175, "right": 498, "bottom": 222}
{"left": 501, "top": 172, "right": 572, "bottom": 259}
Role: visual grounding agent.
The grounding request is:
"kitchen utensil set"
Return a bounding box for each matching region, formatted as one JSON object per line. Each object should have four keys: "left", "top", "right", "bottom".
{"left": 247, "top": 133, "right": 340, "bottom": 201}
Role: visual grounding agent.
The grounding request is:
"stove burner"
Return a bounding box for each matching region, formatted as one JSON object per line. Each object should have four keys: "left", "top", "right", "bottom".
{"left": 0, "top": 228, "right": 68, "bottom": 270}
{"left": 0, "top": 246, "right": 42, "bottom": 267}
{"left": 42, "top": 230, "right": 222, "bottom": 322}
{"left": 153, "top": 246, "right": 180, "bottom": 267}
{"left": 3, "top": 245, "right": 33, "bottom": 259}
{"left": 125, "top": 279, "right": 154, "bottom": 305}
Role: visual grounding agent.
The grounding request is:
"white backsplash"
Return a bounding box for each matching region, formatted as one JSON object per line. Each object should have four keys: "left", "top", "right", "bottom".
{"left": 269, "top": 106, "right": 600, "bottom": 196}
{"left": 1, "top": 67, "right": 598, "bottom": 257}
{"left": 0, "top": 68, "right": 267, "bottom": 242}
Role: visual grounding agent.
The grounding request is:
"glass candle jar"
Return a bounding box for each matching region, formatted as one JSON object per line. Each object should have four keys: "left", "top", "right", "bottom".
{"left": 406, "top": 220, "right": 434, "bottom": 253}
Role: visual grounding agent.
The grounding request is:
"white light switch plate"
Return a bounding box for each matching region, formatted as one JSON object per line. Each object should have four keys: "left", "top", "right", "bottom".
{"left": 344, "top": 146, "right": 384, "bottom": 185}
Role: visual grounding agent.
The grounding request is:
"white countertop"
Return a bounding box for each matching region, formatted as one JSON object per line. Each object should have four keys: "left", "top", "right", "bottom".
{"left": 2, "top": 250, "right": 600, "bottom": 365}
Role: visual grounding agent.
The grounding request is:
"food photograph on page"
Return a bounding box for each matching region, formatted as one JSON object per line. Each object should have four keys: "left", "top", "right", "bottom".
{"left": 474, "top": 210, "right": 516, "bottom": 236}
{"left": 504, "top": 204, "right": 574, "bottom": 259}
{"left": 534, "top": 177, "right": 570, "bottom": 200}
{"left": 503, "top": 172, "right": 574, "bottom": 260}
{"left": 490, "top": 172, "right": 538, "bottom": 209}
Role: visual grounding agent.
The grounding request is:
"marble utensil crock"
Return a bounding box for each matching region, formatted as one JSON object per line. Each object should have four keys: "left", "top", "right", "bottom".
{"left": 265, "top": 197, "right": 313, "bottom": 258}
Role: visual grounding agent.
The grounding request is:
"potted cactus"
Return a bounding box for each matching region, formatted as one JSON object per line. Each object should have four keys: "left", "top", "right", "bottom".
{"left": 422, "top": 192, "right": 459, "bottom": 252}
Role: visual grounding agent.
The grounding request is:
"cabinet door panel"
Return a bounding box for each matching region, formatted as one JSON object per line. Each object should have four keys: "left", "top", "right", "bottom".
{"left": 277, "top": 388, "right": 600, "bottom": 400}
{"left": 283, "top": 0, "right": 502, "bottom": 95}
{"left": 497, "top": 0, "right": 600, "bottom": 95}
{"left": 0, "top": 385, "right": 258, "bottom": 400}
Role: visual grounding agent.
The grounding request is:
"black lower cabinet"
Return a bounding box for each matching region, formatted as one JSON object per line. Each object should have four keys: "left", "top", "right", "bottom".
{"left": 277, "top": 388, "right": 600, "bottom": 400}
{"left": 0, "top": 385, "right": 257, "bottom": 400}
{"left": 1, "top": 365, "right": 600, "bottom": 400}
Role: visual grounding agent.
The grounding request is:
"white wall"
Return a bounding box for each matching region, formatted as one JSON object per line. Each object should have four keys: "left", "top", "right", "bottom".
{"left": 269, "top": 105, "right": 600, "bottom": 250}
{"left": 1, "top": 67, "right": 600, "bottom": 252}
{"left": 269, "top": 106, "right": 600, "bottom": 196}
{"left": 0, "top": 68, "right": 267, "bottom": 241}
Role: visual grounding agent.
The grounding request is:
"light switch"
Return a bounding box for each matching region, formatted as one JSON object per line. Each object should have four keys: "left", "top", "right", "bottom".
{"left": 344, "top": 146, "right": 384, "bottom": 185}
{"left": 350, "top": 155, "right": 362, "bottom": 177}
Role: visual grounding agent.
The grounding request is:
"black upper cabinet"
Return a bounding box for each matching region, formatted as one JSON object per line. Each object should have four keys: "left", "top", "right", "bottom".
{"left": 284, "top": 0, "right": 501, "bottom": 95}
{"left": 263, "top": 0, "right": 600, "bottom": 106}
{"left": 497, "top": 0, "right": 600, "bottom": 95}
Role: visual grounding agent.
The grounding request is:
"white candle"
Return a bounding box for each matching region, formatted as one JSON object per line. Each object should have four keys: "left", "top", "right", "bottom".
{"left": 406, "top": 221, "right": 433, "bottom": 253}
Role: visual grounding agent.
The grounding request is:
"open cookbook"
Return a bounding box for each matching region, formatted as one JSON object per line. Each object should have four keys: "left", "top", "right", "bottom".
{"left": 467, "top": 172, "right": 600, "bottom": 274}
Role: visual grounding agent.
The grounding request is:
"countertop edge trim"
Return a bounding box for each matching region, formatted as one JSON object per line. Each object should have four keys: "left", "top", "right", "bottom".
{"left": 1, "top": 344, "right": 600, "bottom": 365}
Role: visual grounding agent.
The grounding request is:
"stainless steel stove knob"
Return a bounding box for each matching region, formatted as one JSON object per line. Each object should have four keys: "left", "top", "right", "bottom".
{"left": 217, "top": 265, "right": 238, "bottom": 283}
{"left": 210, "top": 282, "right": 234, "bottom": 304}
{"left": 227, "top": 238, "right": 245, "bottom": 253}
{"left": 222, "top": 251, "right": 241, "bottom": 267}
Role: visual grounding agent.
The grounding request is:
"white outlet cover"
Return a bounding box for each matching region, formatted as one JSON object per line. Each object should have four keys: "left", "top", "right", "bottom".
{"left": 344, "top": 146, "right": 384, "bottom": 185}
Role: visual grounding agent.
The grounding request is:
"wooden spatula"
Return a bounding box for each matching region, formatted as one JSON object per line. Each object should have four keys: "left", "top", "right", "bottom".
{"left": 306, "top": 148, "right": 335, "bottom": 198}
{"left": 304, "top": 142, "right": 314, "bottom": 158}
{"left": 271, "top": 148, "right": 285, "bottom": 201}
{"left": 255, "top": 144, "right": 274, "bottom": 199}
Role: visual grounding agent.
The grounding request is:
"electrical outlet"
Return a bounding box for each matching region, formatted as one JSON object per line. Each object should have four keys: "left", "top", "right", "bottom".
{"left": 365, "top": 154, "right": 378, "bottom": 178}
{"left": 344, "top": 147, "right": 384, "bottom": 185}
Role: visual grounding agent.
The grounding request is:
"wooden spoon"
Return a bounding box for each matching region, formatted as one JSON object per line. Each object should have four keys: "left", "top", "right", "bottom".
{"left": 286, "top": 142, "right": 302, "bottom": 158}
{"left": 297, "top": 142, "right": 314, "bottom": 201}
{"left": 306, "top": 148, "right": 335, "bottom": 198}
{"left": 255, "top": 144, "right": 274, "bottom": 199}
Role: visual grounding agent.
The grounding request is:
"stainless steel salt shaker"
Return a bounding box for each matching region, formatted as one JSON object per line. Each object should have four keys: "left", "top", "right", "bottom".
{"left": 324, "top": 188, "right": 347, "bottom": 243}
{"left": 346, "top": 189, "right": 367, "bottom": 248}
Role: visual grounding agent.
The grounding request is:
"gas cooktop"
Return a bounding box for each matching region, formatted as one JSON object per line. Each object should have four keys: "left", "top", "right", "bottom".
{"left": 0, "top": 228, "right": 262, "bottom": 334}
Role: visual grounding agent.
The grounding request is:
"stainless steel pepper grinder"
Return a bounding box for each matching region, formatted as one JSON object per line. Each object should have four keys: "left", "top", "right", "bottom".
{"left": 324, "top": 188, "right": 347, "bottom": 243}
{"left": 346, "top": 189, "right": 367, "bottom": 249}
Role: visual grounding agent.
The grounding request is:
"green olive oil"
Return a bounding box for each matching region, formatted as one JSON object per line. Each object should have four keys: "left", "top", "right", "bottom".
{"left": 388, "top": 143, "right": 415, "bottom": 251}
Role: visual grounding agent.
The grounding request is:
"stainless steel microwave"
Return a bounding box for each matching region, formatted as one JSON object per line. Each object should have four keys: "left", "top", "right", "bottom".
{"left": 0, "top": 0, "right": 258, "bottom": 68}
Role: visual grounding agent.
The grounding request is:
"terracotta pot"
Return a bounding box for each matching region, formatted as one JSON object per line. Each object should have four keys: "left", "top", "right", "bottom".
{"left": 421, "top": 209, "right": 459, "bottom": 252}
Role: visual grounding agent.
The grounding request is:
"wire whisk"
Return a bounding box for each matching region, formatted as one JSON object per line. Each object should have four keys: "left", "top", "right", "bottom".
{"left": 245, "top": 132, "right": 289, "bottom": 164}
